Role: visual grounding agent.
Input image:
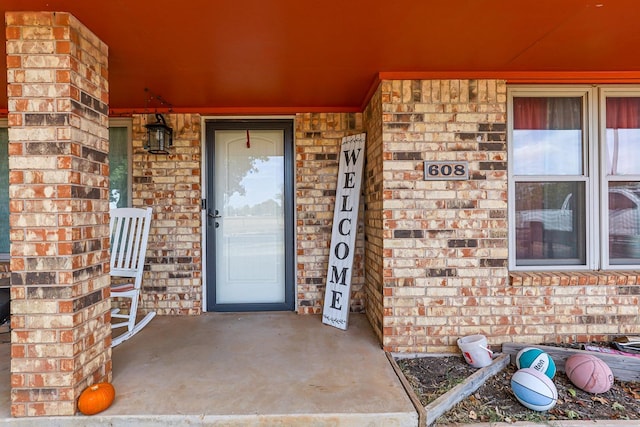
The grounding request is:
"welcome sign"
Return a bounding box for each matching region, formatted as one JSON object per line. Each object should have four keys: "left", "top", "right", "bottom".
{"left": 322, "top": 133, "right": 366, "bottom": 330}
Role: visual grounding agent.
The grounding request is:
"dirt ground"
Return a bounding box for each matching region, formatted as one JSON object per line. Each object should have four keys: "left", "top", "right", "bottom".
{"left": 397, "top": 352, "right": 640, "bottom": 425}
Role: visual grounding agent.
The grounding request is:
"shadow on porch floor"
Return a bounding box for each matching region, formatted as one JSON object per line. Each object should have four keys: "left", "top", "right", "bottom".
{"left": 1, "top": 312, "right": 418, "bottom": 426}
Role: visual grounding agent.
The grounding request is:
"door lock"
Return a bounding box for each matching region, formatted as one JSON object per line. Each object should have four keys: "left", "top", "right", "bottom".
{"left": 208, "top": 209, "right": 221, "bottom": 228}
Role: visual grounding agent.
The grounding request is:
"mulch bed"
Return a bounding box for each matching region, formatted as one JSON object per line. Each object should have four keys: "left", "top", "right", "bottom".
{"left": 397, "top": 350, "right": 640, "bottom": 425}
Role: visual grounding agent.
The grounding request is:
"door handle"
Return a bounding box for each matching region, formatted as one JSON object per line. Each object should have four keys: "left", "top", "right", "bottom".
{"left": 208, "top": 209, "right": 221, "bottom": 228}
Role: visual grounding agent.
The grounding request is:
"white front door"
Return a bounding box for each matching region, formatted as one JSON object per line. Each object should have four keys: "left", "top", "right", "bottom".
{"left": 205, "top": 121, "right": 294, "bottom": 311}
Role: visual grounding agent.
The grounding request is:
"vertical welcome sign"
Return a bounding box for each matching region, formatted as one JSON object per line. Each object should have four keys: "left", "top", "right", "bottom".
{"left": 322, "top": 133, "right": 366, "bottom": 330}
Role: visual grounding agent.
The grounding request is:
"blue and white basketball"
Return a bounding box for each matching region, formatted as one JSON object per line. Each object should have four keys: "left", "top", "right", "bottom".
{"left": 516, "top": 347, "right": 557, "bottom": 379}
{"left": 511, "top": 368, "right": 558, "bottom": 412}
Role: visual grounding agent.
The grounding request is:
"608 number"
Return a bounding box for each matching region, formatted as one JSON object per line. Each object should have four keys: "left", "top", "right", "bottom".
{"left": 424, "top": 161, "right": 469, "bottom": 180}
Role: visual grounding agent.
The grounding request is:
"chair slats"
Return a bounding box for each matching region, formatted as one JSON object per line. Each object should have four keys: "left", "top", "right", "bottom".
{"left": 109, "top": 207, "right": 156, "bottom": 347}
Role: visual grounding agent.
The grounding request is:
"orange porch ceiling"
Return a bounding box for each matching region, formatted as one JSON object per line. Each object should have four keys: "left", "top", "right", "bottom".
{"left": 2, "top": 0, "right": 640, "bottom": 114}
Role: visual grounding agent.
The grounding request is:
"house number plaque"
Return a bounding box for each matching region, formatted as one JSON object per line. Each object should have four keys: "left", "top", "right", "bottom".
{"left": 424, "top": 161, "right": 469, "bottom": 180}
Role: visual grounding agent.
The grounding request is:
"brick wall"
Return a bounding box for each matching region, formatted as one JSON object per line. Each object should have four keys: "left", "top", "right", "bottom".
{"left": 129, "top": 114, "right": 202, "bottom": 315}
{"left": 6, "top": 12, "right": 111, "bottom": 416}
{"left": 120, "top": 113, "right": 367, "bottom": 317}
{"left": 371, "top": 79, "right": 510, "bottom": 352}
{"left": 115, "top": 113, "right": 367, "bottom": 317}
{"left": 120, "top": 90, "right": 640, "bottom": 352}
{"left": 509, "top": 272, "right": 640, "bottom": 343}
{"left": 367, "top": 79, "right": 640, "bottom": 353}
{"left": 294, "top": 113, "right": 365, "bottom": 314}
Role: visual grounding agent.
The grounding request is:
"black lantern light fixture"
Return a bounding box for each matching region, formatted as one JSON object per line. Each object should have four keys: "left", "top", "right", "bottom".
{"left": 144, "top": 113, "right": 173, "bottom": 154}
{"left": 142, "top": 88, "right": 174, "bottom": 155}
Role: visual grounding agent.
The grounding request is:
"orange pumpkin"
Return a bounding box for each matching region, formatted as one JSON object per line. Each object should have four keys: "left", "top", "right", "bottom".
{"left": 78, "top": 382, "right": 115, "bottom": 415}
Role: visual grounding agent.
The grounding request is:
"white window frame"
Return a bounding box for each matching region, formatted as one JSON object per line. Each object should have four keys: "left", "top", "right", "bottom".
{"left": 508, "top": 86, "right": 599, "bottom": 271}
{"left": 599, "top": 86, "right": 640, "bottom": 269}
{"left": 509, "top": 85, "right": 640, "bottom": 271}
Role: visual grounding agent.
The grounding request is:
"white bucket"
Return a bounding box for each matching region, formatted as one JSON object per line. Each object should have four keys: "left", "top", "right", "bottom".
{"left": 457, "top": 334, "right": 493, "bottom": 368}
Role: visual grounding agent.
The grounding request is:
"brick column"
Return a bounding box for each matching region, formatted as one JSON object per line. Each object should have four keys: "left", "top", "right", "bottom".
{"left": 363, "top": 87, "right": 384, "bottom": 344}
{"left": 6, "top": 12, "right": 111, "bottom": 416}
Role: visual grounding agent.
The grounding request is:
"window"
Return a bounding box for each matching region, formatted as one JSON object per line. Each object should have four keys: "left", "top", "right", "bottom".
{"left": 0, "top": 120, "right": 8, "bottom": 261}
{"left": 509, "top": 87, "right": 640, "bottom": 270}
{"left": 604, "top": 96, "right": 640, "bottom": 266}
{"left": 0, "top": 119, "right": 131, "bottom": 261}
{"left": 109, "top": 119, "right": 132, "bottom": 209}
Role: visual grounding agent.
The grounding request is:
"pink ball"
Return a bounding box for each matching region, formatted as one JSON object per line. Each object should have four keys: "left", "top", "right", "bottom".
{"left": 565, "top": 354, "right": 614, "bottom": 394}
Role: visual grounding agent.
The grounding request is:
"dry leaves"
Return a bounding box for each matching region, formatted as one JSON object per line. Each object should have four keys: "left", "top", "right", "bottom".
{"left": 398, "top": 355, "right": 640, "bottom": 425}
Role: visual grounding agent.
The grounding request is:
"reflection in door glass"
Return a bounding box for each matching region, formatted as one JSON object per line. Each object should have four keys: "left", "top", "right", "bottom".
{"left": 227, "top": 156, "right": 284, "bottom": 216}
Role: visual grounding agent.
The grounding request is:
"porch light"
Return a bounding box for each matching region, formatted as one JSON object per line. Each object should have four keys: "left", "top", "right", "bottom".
{"left": 144, "top": 114, "right": 173, "bottom": 154}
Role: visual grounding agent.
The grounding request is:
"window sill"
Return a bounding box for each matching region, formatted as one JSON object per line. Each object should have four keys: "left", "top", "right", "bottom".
{"left": 510, "top": 270, "right": 640, "bottom": 286}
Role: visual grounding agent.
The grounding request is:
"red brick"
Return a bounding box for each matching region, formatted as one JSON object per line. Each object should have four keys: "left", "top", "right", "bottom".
{"left": 55, "top": 70, "right": 70, "bottom": 83}
{"left": 11, "top": 12, "right": 54, "bottom": 26}
{"left": 11, "top": 345, "right": 25, "bottom": 358}
{"left": 11, "top": 403, "right": 26, "bottom": 417}
{"left": 6, "top": 26, "right": 21, "bottom": 40}
{"left": 6, "top": 55, "right": 22, "bottom": 69}
{"left": 7, "top": 113, "right": 22, "bottom": 127}
{"left": 53, "top": 12, "right": 70, "bottom": 26}
{"left": 52, "top": 26, "right": 68, "bottom": 40}
{"left": 29, "top": 403, "right": 47, "bottom": 417}
{"left": 59, "top": 359, "right": 75, "bottom": 372}
{"left": 58, "top": 301, "right": 73, "bottom": 313}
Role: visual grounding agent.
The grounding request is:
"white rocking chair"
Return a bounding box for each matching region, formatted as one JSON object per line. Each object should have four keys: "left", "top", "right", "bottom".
{"left": 110, "top": 207, "right": 156, "bottom": 347}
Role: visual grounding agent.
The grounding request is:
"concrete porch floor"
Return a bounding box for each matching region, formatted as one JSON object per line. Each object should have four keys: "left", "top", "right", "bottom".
{"left": 1, "top": 312, "right": 418, "bottom": 426}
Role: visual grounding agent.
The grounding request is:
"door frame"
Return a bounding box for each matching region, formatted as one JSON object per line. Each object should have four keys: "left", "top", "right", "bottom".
{"left": 203, "top": 119, "right": 295, "bottom": 312}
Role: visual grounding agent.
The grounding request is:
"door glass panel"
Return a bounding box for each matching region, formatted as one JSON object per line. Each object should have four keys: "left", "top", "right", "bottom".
{"left": 515, "top": 181, "right": 586, "bottom": 265}
{"left": 215, "top": 130, "right": 285, "bottom": 304}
